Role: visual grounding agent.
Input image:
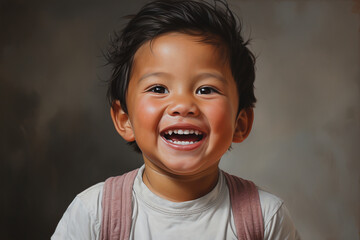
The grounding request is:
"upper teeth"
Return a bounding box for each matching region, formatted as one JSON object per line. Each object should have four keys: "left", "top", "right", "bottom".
{"left": 165, "top": 129, "right": 202, "bottom": 135}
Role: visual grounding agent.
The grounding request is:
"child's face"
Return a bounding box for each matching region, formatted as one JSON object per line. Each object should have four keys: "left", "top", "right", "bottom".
{"left": 113, "top": 32, "right": 252, "bottom": 176}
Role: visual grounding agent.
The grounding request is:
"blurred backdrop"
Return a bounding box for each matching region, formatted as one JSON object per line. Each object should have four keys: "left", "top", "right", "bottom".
{"left": 1, "top": 0, "right": 359, "bottom": 239}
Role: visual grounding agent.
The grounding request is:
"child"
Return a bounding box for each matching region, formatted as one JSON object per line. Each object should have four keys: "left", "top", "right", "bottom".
{"left": 52, "top": 0, "right": 300, "bottom": 239}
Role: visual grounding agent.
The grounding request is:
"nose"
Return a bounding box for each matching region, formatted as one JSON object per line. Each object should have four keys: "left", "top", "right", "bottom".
{"left": 166, "top": 94, "right": 200, "bottom": 117}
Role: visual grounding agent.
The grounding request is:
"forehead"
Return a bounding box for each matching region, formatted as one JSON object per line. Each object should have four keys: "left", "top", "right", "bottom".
{"left": 131, "top": 32, "right": 230, "bottom": 79}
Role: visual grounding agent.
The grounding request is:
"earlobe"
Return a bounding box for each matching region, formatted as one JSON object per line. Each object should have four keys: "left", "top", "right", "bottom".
{"left": 110, "top": 100, "right": 135, "bottom": 142}
{"left": 232, "top": 108, "right": 254, "bottom": 143}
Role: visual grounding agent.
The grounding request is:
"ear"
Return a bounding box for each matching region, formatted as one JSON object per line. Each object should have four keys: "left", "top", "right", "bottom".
{"left": 110, "top": 100, "right": 135, "bottom": 142}
{"left": 232, "top": 108, "right": 254, "bottom": 143}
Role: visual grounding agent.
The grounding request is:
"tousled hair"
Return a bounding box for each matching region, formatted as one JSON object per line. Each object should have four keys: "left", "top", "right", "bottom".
{"left": 106, "top": 0, "right": 256, "bottom": 153}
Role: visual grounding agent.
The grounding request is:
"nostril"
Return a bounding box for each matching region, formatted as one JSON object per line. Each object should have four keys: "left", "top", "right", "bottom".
{"left": 167, "top": 101, "right": 199, "bottom": 117}
{"left": 172, "top": 110, "right": 195, "bottom": 116}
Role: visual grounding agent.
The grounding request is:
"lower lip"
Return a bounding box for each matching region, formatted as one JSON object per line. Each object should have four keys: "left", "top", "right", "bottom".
{"left": 160, "top": 136, "right": 205, "bottom": 151}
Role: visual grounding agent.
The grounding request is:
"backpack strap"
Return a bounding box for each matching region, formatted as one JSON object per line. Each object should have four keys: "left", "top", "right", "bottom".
{"left": 223, "top": 171, "right": 264, "bottom": 240}
{"left": 100, "top": 168, "right": 263, "bottom": 240}
{"left": 100, "top": 169, "right": 139, "bottom": 240}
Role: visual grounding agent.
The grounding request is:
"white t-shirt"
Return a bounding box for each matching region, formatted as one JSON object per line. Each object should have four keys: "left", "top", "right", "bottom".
{"left": 52, "top": 166, "right": 300, "bottom": 240}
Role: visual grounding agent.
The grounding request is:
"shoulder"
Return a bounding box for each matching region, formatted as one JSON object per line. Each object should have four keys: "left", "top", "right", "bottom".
{"left": 72, "top": 182, "right": 104, "bottom": 225}
{"left": 258, "top": 189, "right": 301, "bottom": 240}
{"left": 51, "top": 182, "right": 104, "bottom": 240}
{"left": 76, "top": 182, "right": 104, "bottom": 215}
{"left": 258, "top": 189, "right": 283, "bottom": 226}
{"left": 222, "top": 172, "right": 300, "bottom": 239}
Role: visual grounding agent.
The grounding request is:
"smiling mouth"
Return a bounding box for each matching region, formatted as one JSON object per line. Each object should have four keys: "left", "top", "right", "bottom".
{"left": 161, "top": 129, "right": 204, "bottom": 145}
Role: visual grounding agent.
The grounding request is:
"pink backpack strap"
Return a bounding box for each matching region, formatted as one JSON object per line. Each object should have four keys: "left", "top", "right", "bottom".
{"left": 223, "top": 171, "right": 264, "bottom": 240}
{"left": 100, "top": 169, "right": 139, "bottom": 240}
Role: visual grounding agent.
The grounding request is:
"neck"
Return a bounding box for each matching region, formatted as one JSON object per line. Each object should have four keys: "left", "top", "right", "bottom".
{"left": 142, "top": 161, "right": 219, "bottom": 202}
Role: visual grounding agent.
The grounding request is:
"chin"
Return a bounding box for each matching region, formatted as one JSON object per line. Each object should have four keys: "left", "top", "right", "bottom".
{"left": 161, "top": 158, "right": 216, "bottom": 176}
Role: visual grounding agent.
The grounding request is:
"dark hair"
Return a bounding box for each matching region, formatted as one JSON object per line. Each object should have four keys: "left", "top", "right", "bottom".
{"left": 106, "top": 0, "right": 256, "bottom": 153}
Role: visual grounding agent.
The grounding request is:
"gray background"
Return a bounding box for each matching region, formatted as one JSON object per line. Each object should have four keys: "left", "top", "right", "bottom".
{"left": 1, "top": 0, "right": 359, "bottom": 239}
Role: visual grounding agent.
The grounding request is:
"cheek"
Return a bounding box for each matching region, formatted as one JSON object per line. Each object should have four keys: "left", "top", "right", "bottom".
{"left": 130, "top": 97, "right": 163, "bottom": 135}
{"left": 203, "top": 99, "right": 236, "bottom": 136}
{"left": 137, "top": 98, "right": 159, "bottom": 115}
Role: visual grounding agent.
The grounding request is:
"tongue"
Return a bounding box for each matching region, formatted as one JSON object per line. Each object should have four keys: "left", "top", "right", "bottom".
{"left": 168, "top": 134, "right": 200, "bottom": 142}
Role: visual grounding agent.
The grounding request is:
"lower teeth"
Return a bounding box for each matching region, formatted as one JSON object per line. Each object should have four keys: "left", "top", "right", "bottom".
{"left": 168, "top": 140, "right": 198, "bottom": 145}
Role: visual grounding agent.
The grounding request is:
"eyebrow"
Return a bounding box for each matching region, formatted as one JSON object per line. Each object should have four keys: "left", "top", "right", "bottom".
{"left": 196, "top": 72, "right": 226, "bottom": 84}
{"left": 138, "top": 72, "right": 171, "bottom": 83}
{"left": 137, "top": 71, "right": 227, "bottom": 83}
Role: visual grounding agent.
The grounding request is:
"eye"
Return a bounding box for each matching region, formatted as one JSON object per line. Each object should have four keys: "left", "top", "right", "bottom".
{"left": 147, "top": 85, "right": 169, "bottom": 94}
{"left": 196, "top": 86, "right": 219, "bottom": 95}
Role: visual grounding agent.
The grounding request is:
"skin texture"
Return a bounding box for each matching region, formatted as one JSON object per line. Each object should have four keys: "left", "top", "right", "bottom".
{"left": 111, "top": 33, "right": 254, "bottom": 202}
